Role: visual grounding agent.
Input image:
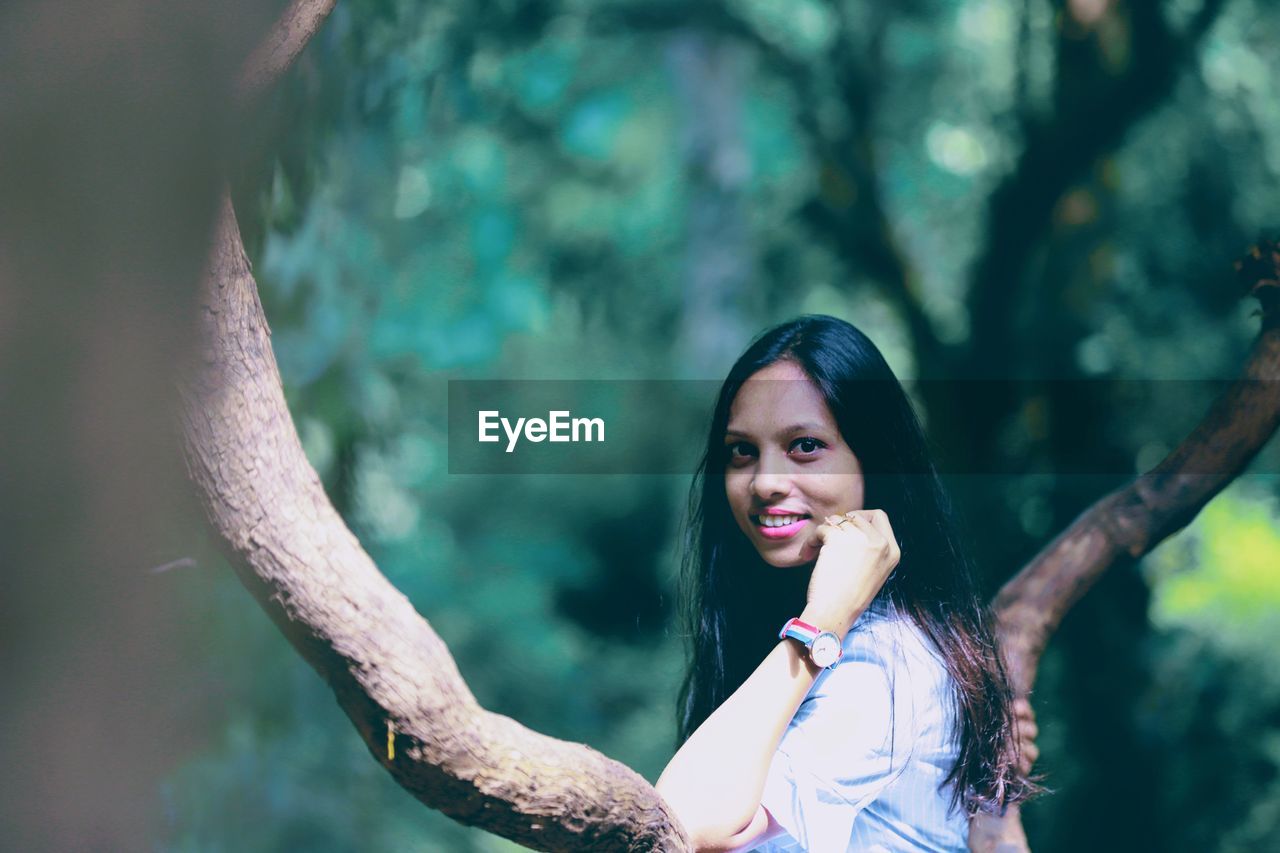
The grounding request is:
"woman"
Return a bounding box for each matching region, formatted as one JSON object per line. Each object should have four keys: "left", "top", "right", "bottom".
{"left": 656, "top": 315, "right": 1039, "bottom": 852}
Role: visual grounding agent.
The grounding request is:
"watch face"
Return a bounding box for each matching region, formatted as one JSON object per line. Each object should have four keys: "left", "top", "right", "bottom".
{"left": 810, "top": 634, "right": 842, "bottom": 668}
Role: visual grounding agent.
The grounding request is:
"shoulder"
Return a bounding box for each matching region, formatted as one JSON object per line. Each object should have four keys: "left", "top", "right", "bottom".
{"left": 810, "top": 599, "right": 955, "bottom": 734}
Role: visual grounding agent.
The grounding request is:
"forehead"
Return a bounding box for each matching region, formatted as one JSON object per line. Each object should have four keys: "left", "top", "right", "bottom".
{"left": 725, "top": 361, "right": 836, "bottom": 433}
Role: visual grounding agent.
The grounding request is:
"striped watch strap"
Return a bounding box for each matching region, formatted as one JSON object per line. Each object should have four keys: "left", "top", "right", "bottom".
{"left": 778, "top": 617, "right": 821, "bottom": 644}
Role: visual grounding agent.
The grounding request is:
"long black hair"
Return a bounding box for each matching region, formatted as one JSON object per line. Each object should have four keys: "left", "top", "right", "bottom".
{"left": 675, "top": 314, "right": 1038, "bottom": 816}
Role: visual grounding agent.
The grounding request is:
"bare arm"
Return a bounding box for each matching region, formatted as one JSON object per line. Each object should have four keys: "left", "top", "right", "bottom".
{"left": 655, "top": 601, "right": 855, "bottom": 845}
{"left": 656, "top": 606, "right": 847, "bottom": 851}
{"left": 658, "top": 511, "right": 899, "bottom": 851}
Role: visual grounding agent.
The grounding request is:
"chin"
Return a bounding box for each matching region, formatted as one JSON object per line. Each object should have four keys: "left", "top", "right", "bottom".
{"left": 759, "top": 547, "right": 812, "bottom": 569}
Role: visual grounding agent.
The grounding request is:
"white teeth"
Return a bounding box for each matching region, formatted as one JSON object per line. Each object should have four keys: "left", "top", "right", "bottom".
{"left": 759, "top": 515, "right": 804, "bottom": 527}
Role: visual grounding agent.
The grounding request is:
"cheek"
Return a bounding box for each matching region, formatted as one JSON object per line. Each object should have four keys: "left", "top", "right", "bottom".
{"left": 818, "top": 473, "right": 865, "bottom": 510}
{"left": 848, "top": 473, "right": 866, "bottom": 502}
{"left": 724, "top": 472, "right": 754, "bottom": 528}
{"left": 723, "top": 470, "right": 745, "bottom": 506}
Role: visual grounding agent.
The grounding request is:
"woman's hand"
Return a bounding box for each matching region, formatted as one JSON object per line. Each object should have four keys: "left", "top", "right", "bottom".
{"left": 1013, "top": 697, "right": 1039, "bottom": 776}
{"left": 797, "top": 509, "right": 901, "bottom": 637}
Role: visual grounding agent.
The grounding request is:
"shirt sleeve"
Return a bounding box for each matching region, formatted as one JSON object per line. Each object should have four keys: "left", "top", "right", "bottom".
{"left": 758, "top": 621, "right": 919, "bottom": 853}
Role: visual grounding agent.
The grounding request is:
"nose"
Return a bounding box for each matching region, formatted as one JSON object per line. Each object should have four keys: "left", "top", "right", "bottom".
{"left": 751, "top": 450, "right": 793, "bottom": 500}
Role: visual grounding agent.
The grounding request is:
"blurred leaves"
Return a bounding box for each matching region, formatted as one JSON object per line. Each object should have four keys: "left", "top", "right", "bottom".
{"left": 1147, "top": 481, "right": 1280, "bottom": 651}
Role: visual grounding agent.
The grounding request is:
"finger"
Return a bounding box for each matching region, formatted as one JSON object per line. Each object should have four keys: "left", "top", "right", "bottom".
{"left": 817, "top": 518, "right": 841, "bottom": 547}
{"left": 840, "top": 513, "right": 879, "bottom": 547}
{"left": 843, "top": 512, "right": 891, "bottom": 557}
{"left": 828, "top": 516, "right": 864, "bottom": 541}
{"left": 846, "top": 508, "right": 888, "bottom": 528}
{"left": 799, "top": 521, "right": 835, "bottom": 560}
{"left": 844, "top": 509, "right": 892, "bottom": 549}
{"left": 1020, "top": 721, "right": 1039, "bottom": 740}
{"left": 857, "top": 509, "right": 900, "bottom": 559}
{"left": 840, "top": 511, "right": 874, "bottom": 532}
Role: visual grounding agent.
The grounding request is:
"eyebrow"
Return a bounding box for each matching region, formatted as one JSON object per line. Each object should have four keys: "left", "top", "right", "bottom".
{"left": 724, "top": 422, "right": 827, "bottom": 440}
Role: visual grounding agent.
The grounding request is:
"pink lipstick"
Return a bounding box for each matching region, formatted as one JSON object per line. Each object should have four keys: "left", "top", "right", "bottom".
{"left": 752, "top": 510, "right": 810, "bottom": 540}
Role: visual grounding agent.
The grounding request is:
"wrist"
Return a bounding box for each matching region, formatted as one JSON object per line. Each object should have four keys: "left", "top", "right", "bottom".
{"left": 787, "top": 643, "right": 824, "bottom": 679}
{"left": 799, "top": 605, "right": 860, "bottom": 639}
{"left": 779, "top": 615, "right": 847, "bottom": 671}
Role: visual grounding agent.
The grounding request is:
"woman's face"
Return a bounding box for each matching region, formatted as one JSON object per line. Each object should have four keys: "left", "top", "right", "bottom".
{"left": 723, "top": 359, "right": 866, "bottom": 568}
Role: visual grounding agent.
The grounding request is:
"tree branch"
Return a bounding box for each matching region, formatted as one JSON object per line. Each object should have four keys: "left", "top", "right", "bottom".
{"left": 180, "top": 5, "right": 692, "bottom": 849}
{"left": 998, "top": 241, "right": 1280, "bottom": 689}
{"left": 970, "top": 242, "right": 1280, "bottom": 851}
{"left": 235, "top": 0, "right": 338, "bottom": 107}
{"left": 179, "top": 192, "right": 692, "bottom": 851}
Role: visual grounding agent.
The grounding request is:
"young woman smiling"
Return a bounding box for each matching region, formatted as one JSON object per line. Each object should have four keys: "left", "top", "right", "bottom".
{"left": 656, "top": 315, "right": 1039, "bottom": 852}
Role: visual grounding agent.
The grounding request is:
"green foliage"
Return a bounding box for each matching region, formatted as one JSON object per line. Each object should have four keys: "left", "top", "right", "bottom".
{"left": 1148, "top": 483, "right": 1280, "bottom": 648}
{"left": 1138, "top": 482, "right": 1280, "bottom": 852}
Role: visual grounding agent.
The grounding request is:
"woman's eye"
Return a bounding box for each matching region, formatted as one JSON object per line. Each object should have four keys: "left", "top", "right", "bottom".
{"left": 725, "top": 439, "right": 822, "bottom": 461}
{"left": 791, "top": 437, "right": 824, "bottom": 455}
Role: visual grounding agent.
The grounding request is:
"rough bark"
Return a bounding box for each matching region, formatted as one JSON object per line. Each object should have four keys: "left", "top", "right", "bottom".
{"left": 175, "top": 0, "right": 691, "bottom": 845}
{"left": 175, "top": 2, "right": 691, "bottom": 849}
{"left": 178, "top": 191, "right": 692, "bottom": 851}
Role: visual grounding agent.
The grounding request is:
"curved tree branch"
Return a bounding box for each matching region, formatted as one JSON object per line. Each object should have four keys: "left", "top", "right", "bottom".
{"left": 179, "top": 4, "right": 691, "bottom": 849}
{"left": 179, "top": 192, "right": 691, "bottom": 852}
{"left": 970, "top": 244, "right": 1280, "bottom": 850}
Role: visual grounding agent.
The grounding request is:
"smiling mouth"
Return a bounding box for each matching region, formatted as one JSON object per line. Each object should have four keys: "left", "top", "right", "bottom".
{"left": 752, "top": 513, "right": 811, "bottom": 527}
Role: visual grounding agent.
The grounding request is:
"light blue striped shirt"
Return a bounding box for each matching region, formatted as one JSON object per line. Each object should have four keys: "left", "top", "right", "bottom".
{"left": 752, "top": 598, "right": 969, "bottom": 852}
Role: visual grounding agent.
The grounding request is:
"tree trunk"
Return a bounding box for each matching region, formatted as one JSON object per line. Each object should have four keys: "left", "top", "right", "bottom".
{"left": 0, "top": 0, "right": 264, "bottom": 847}
{"left": 667, "top": 29, "right": 755, "bottom": 375}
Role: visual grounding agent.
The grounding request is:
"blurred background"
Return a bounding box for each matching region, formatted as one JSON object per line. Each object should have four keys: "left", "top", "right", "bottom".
{"left": 6, "top": 0, "right": 1280, "bottom": 851}
{"left": 174, "top": 0, "right": 1280, "bottom": 850}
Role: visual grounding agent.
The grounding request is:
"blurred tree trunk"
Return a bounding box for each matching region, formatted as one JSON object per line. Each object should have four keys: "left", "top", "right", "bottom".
{"left": 0, "top": 1, "right": 267, "bottom": 848}
{"left": 668, "top": 29, "right": 755, "bottom": 376}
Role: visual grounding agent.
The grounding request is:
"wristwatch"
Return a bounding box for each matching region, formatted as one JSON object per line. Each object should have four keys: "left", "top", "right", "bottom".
{"left": 778, "top": 618, "right": 844, "bottom": 669}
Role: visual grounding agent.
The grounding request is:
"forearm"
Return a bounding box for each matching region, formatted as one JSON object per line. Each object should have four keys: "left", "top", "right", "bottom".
{"left": 657, "top": 607, "right": 855, "bottom": 846}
